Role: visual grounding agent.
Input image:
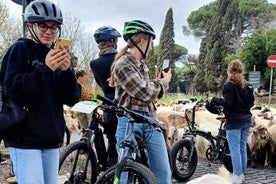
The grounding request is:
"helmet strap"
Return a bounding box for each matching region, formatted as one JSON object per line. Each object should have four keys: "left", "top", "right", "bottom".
{"left": 144, "top": 35, "right": 151, "bottom": 59}
{"left": 130, "top": 37, "right": 148, "bottom": 60}
{"left": 28, "top": 25, "right": 41, "bottom": 44}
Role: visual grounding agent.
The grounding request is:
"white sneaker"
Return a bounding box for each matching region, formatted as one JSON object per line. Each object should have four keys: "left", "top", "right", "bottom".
{"left": 231, "top": 174, "right": 243, "bottom": 184}
{"left": 240, "top": 174, "right": 245, "bottom": 182}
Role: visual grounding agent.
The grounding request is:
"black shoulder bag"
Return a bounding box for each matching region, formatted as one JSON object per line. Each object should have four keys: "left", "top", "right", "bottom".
{"left": 0, "top": 86, "right": 26, "bottom": 139}
{"left": 0, "top": 43, "right": 29, "bottom": 139}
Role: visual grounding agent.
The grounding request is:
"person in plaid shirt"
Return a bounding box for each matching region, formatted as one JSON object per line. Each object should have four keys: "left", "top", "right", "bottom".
{"left": 108, "top": 20, "right": 172, "bottom": 184}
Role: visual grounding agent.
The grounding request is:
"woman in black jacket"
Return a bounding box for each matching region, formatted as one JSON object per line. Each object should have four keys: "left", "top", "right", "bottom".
{"left": 1, "top": 0, "right": 80, "bottom": 183}
{"left": 210, "top": 59, "right": 254, "bottom": 184}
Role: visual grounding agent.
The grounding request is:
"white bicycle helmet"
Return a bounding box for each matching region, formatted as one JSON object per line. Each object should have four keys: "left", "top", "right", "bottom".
{"left": 24, "top": 0, "right": 63, "bottom": 24}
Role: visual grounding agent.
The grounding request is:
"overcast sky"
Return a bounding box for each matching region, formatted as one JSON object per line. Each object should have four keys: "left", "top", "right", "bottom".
{"left": 3, "top": 0, "right": 276, "bottom": 54}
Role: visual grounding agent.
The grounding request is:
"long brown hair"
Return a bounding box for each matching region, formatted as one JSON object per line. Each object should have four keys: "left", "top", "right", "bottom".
{"left": 227, "top": 59, "right": 245, "bottom": 89}
{"left": 108, "top": 33, "right": 150, "bottom": 87}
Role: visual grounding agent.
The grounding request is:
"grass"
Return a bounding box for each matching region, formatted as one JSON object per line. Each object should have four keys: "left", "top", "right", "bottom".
{"left": 158, "top": 93, "right": 208, "bottom": 105}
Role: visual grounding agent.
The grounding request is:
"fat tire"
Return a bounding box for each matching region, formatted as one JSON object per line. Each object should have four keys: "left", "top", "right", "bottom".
{"left": 96, "top": 161, "right": 158, "bottom": 184}
{"left": 170, "top": 138, "right": 198, "bottom": 181}
{"left": 59, "top": 141, "right": 98, "bottom": 184}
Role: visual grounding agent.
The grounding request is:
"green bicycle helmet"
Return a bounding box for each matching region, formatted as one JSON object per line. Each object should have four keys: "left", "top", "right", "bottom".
{"left": 24, "top": 0, "right": 63, "bottom": 24}
{"left": 123, "top": 20, "right": 156, "bottom": 42}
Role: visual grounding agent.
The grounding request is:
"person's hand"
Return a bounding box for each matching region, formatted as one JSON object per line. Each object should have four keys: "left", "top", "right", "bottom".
{"left": 157, "top": 68, "right": 172, "bottom": 83}
{"left": 57, "top": 46, "right": 71, "bottom": 71}
{"left": 207, "top": 97, "right": 213, "bottom": 103}
{"left": 46, "top": 46, "right": 71, "bottom": 71}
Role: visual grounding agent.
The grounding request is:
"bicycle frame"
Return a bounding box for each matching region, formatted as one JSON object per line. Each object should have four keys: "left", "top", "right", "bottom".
{"left": 182, "top": 100, "right": 228, "bottom": 162}
{"left": 73, "top": 105, "right": 108, "bottom": 171}
{"left": 96, "top": 95, "right": 166, "bottom": 183}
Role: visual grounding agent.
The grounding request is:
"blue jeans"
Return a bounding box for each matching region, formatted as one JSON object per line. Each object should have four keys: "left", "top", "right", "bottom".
{"left": 9, "top": 147, "right": 59, "bottom": 184}
{"left": 226, "top": 126, "right": 250, "bottom": 176}
{"left": 116, "top": 112, "right": 172, "bottom": 184}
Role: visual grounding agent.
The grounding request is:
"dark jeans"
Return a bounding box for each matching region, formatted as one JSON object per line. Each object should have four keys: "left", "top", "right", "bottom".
{"left": 103, "top": 111, "right": 118, "bottom": 166}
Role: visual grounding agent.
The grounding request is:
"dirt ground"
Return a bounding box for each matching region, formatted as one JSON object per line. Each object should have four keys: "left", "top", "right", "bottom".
{"left": 0, "top": 142, "right": 14, "bottom": 184}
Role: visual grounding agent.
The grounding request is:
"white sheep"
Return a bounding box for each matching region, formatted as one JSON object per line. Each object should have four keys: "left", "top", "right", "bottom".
{"left": 186, "top": 165, "right": 231, "bottom": 184}
{"left": 195, "top": 122, "right": 220, "bottom": 159}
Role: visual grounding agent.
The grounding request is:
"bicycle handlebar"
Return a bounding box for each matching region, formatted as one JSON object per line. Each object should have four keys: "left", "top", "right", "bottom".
{"left": 97, "top": 94, "right": 118, "bottom": 107}
{"left": 96, "top": 95, "right": 166, "bottom": 133}
{"left": 184, "top": 100, "right": 205, "bottom": 128}
{"left": 184, "top": 99, "right": 224, "bottom": 130}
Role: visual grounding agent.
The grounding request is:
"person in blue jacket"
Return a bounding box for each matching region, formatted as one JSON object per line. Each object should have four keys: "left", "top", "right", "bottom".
{"left": 0, "top": 0, "right": 80, "bottom": 183}
{"left": 90, "top": 26, "right": 121, "bottom": 166}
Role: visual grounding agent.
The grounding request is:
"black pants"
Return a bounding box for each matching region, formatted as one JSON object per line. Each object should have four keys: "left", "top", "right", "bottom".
{"left": 103, "top": 112, "right": 118, "bottom": 166}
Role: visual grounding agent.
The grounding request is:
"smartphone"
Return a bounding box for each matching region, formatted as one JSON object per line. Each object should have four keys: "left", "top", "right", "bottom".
{"left": 162, "top": 59, "right": 170, "bottom": 72}
{"left": 55, "top": 38, "right": 71, "bottom": 50}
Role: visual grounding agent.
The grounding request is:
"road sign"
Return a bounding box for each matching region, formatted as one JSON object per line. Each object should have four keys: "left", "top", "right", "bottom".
{"left": 267, "top": 55, "right": 276, "bottom": 68}
{"left": 249, "top": 71, "right": 261, "bottom": 89}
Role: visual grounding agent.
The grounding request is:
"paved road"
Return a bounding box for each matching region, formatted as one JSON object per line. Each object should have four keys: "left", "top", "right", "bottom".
{"left": 172, "top": 157, "right": 276, "bottom": 184}
{"left": 66, "top": 130, "right": 276, "bottom": 184}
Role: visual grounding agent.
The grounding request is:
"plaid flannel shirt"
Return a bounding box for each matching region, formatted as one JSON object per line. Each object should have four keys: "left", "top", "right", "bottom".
{"left": 113, "top": 53, "right": 168, "bottom": 113}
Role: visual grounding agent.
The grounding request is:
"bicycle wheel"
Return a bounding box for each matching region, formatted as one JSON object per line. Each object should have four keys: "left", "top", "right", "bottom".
{"left": 59, "top": 141, "right": 98, "bottom": 184}
{"left": 170, "top": 138, "right": 198, "bottom": 181}
{"left": 96, "top": 161, "right": 158, "bottom": 184}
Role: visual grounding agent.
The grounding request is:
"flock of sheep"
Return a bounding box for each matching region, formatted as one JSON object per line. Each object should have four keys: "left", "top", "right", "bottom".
{"left": 63, "top": 99, "right": 276, "bottom": 170}
{"left": 156, "top": 100, "right": 276, "bottom": 169}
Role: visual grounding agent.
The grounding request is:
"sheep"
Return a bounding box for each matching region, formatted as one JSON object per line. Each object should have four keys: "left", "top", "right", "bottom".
{"left": 167, "top": 126, "right": 178, "bottom": 147}
{"left": 63, "top": 107, "right": 79, "bottom": 133}
{"left": 251, "top": 106, "right": 276, "bottom": 128}
{"left": 195, "top": 122, "right": 220, "bottom": 159}
{"left": 194, "top": 110, "right": 221, "bottom": 127}
{"left": 156, "top": 106, "right": 187, "bottom": 143}
{"left": 247, "top": 124, "right": 271, "bottom": 168}
{"left": 186, "top": 165, "right": 231, "bottom": 184}
{"left": 167, "top": 127, "right": 186, "bottom": 147}
{"left": 266, "top": 124, "right": 276, "bottom": 168}
{"left": 167, "top": 113, "right": 188, "bottom": 128}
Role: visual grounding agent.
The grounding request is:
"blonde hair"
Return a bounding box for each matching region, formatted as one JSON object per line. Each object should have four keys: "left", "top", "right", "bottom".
{"left": 108, "top": 33, "right": 150, "bottom": 87}
{"left": 227, "top": 59, "right": 245, "bottom": 88}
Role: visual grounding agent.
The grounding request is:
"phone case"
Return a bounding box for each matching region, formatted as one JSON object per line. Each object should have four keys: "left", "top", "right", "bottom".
{"left": 162, "top": 59, "right": 170, "bottom": 72}
{"left": 55, "top": 38, "right": 71, "bottom": 50}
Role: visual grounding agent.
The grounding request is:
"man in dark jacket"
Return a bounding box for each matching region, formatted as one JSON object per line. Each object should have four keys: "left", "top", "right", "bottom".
{"left": 90, "top": 26, "right": 121, "bottom": 166}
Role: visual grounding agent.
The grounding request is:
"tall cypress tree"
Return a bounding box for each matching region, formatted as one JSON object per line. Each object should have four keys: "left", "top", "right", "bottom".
{"left": 195, "top": 0, "right": 241, "bottom": 94}
{"left": 158, "top": 8, "right": 177, "bottom": 92}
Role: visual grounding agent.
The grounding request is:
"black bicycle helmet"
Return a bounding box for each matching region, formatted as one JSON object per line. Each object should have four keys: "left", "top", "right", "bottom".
{"left": 24, "top": 0, "right": 63, "bottom": 24}
{"left": 205, "top": 99, "right": 223, "bottom": 114}
{"left": 94, "top": 26, "right": 121, "bottom": 44}
{"left": 123, "top": 20, "right": 156, "bottom": 42}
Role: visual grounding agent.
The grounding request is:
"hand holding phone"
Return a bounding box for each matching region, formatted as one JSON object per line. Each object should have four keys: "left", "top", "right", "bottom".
{"left": 161, "top": 59, "right": 170, "bottom": 78}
